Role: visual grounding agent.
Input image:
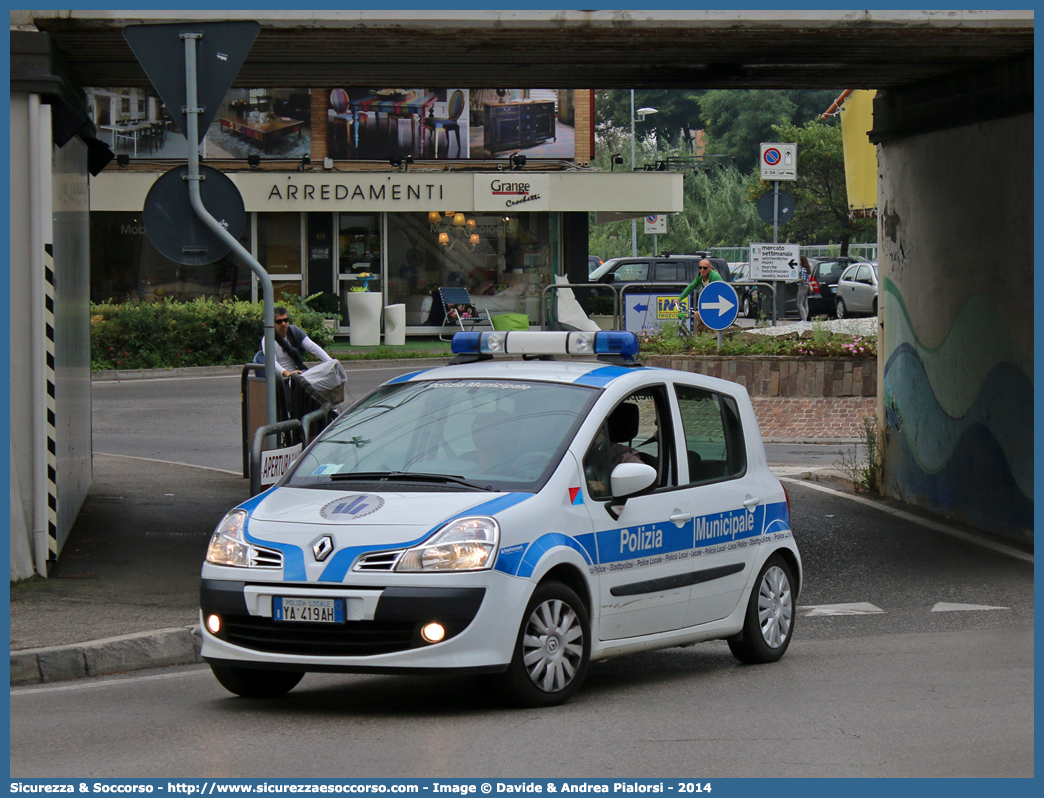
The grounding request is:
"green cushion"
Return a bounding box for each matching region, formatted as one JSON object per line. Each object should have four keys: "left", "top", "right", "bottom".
{"left": 491, "top": 313, "right": 530, "bottom": 331}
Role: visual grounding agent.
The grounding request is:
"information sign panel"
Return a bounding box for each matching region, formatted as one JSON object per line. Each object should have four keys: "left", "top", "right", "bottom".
{"left": 760, "top": 142, "right": 797, "bottom": 181}
{"left": 750, "top": 243, "right": 801, "bottom": 281}
{"left": 624, "top": 293, "right": 685, "bottom": 334}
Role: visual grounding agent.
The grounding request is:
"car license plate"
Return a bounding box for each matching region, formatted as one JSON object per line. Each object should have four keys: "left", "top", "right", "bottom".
{"left": 273, "top": 597, "right": 344, "bottom": 623}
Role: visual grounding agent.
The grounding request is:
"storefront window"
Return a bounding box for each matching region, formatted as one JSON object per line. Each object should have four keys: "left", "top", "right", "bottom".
{"left": 89, "top": 212, "right": 252, "bottom": 304}
{"left": 337, "top": 214, "right": 382, "bottom": 327}
{"left": 386, "top": 212, "right": 555, "bottom": 328}
{"left": 257, "top": 212, "right": 303, "bottom": 302}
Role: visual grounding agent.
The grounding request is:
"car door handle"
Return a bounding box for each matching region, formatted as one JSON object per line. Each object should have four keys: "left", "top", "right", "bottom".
{"left": 742, "top": 497, "right": 761, "bottom": 510}
{"left": 669, "top": 511, "right": 692, "bottom": 525}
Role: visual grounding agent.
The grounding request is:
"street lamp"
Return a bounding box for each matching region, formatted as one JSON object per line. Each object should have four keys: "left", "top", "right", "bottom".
{"left": 630, "top": 90, "right": 658, "bottom": 256}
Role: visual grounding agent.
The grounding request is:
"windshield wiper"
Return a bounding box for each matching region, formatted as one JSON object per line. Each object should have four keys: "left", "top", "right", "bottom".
{"left": 329, "top": 471, "right": 495, "bottom": 491}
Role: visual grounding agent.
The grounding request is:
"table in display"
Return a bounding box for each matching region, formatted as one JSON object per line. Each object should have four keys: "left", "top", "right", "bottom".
{"left": 219, "top": 117, "right": 304, "bottom": 152}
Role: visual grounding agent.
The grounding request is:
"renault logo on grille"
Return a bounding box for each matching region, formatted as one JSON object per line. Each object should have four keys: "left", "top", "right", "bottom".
{"left": 312, "top": 536, "right": 334, "bottom": 562}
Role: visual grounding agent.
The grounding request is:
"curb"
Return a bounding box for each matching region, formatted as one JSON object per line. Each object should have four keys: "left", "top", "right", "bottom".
{"left": 10, "top": 626, "right": 204, "bottom": 686}
{"left": 91, "top": 358, "right": 454, "bottom": 382}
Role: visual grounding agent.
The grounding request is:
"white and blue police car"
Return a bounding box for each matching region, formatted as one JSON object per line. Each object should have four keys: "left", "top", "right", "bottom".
{"left": 200, "top": 331, "right": 800, "bottom": 706}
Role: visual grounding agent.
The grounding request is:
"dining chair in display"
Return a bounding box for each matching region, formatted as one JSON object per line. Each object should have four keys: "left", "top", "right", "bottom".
{"left": 423, "top": 90, "right": 465, "bottom": 159}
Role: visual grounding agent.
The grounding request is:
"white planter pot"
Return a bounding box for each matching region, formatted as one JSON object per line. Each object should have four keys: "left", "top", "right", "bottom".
{"left": 345, "top": 292, "right": 382, "bottom": 347}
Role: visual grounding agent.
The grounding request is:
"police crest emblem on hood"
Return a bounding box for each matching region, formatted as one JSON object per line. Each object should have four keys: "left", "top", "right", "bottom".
{"left": 319, "top": 494, "right": 385, "bottom": 520}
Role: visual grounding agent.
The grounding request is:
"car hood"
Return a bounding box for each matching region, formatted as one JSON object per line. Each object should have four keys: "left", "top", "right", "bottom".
{"left": 248, "top": 487, "right": 523, "bottom": 528}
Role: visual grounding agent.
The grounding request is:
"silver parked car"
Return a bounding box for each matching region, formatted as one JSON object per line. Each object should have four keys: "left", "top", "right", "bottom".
{"left": 834, "top": 262, "right": 879, "bottom": 318}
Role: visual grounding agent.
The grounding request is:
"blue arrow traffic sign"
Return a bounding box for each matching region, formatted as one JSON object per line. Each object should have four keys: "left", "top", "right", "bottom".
{"left": 697, "top": 282, "right": 739, "bottom": 330}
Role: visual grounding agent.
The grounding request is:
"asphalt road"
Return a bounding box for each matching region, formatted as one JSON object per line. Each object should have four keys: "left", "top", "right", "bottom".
{"left": 30, "top": 370, "right": 1029, "bottom": 778}
{"left": 91, "top": 370, "right": 862, "bottom": 475}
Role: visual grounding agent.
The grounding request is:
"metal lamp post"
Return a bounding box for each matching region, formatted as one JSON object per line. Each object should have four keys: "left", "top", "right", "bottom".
{"left": 629, "top": 90, "right": 658, "bottom": 256}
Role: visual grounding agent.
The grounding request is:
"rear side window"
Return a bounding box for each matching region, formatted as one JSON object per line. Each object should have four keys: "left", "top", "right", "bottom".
{"left": 816, "top": 261, "right": 848, "bottom": 283}
{"left": 611, "top": 261, "right": 649, "bottom": 282}
{"left": 653, "top": 262, "right": 686, "bottom": 281}
{"left": 674, "top": 385, "right": 746, "bottom": 485}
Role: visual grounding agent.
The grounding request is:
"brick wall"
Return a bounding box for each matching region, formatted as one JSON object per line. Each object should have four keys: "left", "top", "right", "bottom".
{"left": 751, "top": 397, "right": 876, "bottom": 441}
{"left": 643, "top": 356, "right": 876, "bottom": 397}
{"left": 311, "top": 90, "right": 329, "bottom": 160}
{"left": 644, "top": 355, "right": 878, "bottom": 440}
{"left": 574, "top": 90, "right": 593, "bottom": 164}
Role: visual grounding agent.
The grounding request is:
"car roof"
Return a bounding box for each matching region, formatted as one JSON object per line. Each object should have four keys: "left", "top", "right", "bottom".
{"left": 384, "top": 358, "right": 739, "bottom": 394}
{"left": 389, "top": 358, "right": 632, "bottom": 387}
{"left": 589, "top": 254, "right": 723, "bottom": 281}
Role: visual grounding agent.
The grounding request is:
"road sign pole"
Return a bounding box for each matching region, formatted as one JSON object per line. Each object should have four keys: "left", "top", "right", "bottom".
{"left": 181, "top": 32, "right": 278, "bottom": 430}
{"left": 772, "top": 181, "right": 780, "bottom": 325}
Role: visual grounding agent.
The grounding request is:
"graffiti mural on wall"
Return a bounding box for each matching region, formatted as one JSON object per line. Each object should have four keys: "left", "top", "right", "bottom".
{"left": 881, "top": 279, "right": 1033, "bottom": 540}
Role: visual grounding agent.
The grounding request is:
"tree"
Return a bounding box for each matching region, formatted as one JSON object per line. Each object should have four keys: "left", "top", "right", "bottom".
{"left": 697, "top": 90, "right": 796, "bottom": 173}
{"left": 588, "top": 143, "right": 763, "bottom": 259}
{"left": 595, "top": 89, "right": 706, "bottom": 154}
{"left": 747, "top": 120, "right": 876, "bottom": 254}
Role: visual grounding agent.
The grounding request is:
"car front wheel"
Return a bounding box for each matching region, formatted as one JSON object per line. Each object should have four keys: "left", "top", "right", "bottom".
{"left": 835, "top": 297, "right": 847, "bottom": 319}
{"left": 728, "top": 554, "right": 795, "bottom": 664}
{"left": 500, "top": 582, "right": 591, "bottom": 707}
{"left": 742, "top": 295, "right": 753, "bottom": 318}
{"left": 209, "top": 662, "right": 304, "bottom": 698}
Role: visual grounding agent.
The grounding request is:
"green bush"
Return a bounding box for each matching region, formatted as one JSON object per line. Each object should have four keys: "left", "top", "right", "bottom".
{"left": 636, "top": 322, "right": 877, "bottom": 358}
{"left": 91, "top": 299, "right": 333, "bottom": 371}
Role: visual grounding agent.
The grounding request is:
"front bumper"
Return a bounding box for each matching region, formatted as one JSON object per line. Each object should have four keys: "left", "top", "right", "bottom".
{"left": 199, "top": 575, "right": 531, "bottom": 672}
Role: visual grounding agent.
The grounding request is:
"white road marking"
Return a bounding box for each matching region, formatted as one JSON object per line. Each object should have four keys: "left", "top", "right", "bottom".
{"left": 94, "top": 451, "right": 240, "bottom": 476}
{"left": 931, "top": 602, "right": 1009, "bottom": 612}
{"left": 800, "top": 602, "right": 885, "bottom": 617}
{"left": 11, "top": 666, "right": 210, "bottom": 696}
{"left": 779, "top": 477, "right": 1034, "bottom": 564}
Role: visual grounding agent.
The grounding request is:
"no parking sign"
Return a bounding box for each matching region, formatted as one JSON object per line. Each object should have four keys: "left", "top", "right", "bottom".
{"left": 643, "top": 214, "right": 667, "bottom": 234}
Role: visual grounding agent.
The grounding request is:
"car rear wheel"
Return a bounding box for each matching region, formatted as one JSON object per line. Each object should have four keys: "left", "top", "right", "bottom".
{"left": 835, "top": 297, "right": 847, "bottom": 319}
{"left": 872, "top": 298, "right": 878, "bottom": 316}
{"left": 209, "top": 662, "right": 304, "bottom": 698}
{"left": 500, "top": 582, "right": 590, "bottom": 707}
{"left": 728, "top": 554, "right": 795, "bottom": 664}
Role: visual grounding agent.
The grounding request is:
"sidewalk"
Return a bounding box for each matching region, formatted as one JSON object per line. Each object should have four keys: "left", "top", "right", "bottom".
{"left": 9, "top": 454, "right": 249, "bottom": 685}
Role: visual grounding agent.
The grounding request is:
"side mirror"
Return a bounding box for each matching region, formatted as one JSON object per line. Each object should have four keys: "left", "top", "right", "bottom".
{"left": 611, "top": 462, "right": 657, "bottom": 499}
{"left": 604, "top": 462, "right": 657, "bottom": 520}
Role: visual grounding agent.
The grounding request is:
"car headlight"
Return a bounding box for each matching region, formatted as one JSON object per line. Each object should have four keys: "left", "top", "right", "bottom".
{"left": 206, "top": 510, "right": 251, "bottom": 567}
{"left": 395, "top": 517, "right": 500, "bottom": 572}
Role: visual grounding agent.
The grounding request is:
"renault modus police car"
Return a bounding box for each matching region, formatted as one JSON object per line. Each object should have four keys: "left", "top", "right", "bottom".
{"left": 200, "top": 331, "right": 801, "bottom": 706}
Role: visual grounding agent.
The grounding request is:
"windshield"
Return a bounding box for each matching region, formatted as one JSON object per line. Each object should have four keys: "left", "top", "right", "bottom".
{"left": 287, "top": 378, "right": 599, "bottom": 492}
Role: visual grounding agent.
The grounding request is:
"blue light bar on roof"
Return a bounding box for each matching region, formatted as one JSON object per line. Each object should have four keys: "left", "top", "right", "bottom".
{"left": 450, "top": 331, "right": 640, "bottom": 360}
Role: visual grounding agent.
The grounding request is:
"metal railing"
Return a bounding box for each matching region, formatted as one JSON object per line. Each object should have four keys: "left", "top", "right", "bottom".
{"left": 539, "top": 283, "right": 620, "bottom": 329}
{"left": 241, "top": 364, "right": 340, "bottom": 492}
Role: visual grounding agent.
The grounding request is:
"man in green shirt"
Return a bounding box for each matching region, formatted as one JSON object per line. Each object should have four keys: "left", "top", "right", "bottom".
{"left": 677, "top": 259, "right": 722, "bottom": 333}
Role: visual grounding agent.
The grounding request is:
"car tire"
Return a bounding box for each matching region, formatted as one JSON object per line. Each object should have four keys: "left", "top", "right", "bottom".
{"left": 728, "top": 554, "right": 796, "bottom": 665}
{"left": 499, "top": 582, "right": 591, "bottom": 707}
{"left": 742, "top": 295, "right": 752, "bottom": 318}
{"left": 835, "top": 297, "right": 847, "bottom": 320}
{"left": 209, "top": 663, "right": 304, "bottom": 698}
{"left": 872, "top": 298, "right": 878, "bottom": 316}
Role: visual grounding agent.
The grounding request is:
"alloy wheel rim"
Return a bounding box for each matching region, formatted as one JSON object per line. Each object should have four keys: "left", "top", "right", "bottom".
{"left": 522, "top": 599, "right": 584, "bottom": 693}
{"left": 757, "top": 566, "right": 793, "bottom": 649}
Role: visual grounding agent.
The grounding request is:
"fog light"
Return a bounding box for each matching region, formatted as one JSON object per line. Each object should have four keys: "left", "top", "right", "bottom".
{"left": 206, "top": 614, "right": 221, "bottom": 634}
{"left": 421, "top": 622, "right": 445, "bottom": 643}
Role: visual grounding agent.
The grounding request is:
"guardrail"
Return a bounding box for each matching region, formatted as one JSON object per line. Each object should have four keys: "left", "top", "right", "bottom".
{"left": 539, "top": 283, "right": 620, "bottom": 329}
